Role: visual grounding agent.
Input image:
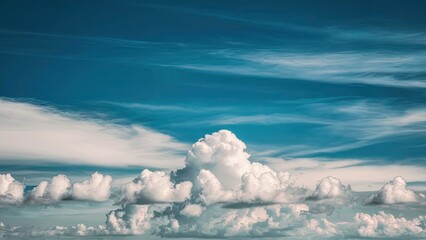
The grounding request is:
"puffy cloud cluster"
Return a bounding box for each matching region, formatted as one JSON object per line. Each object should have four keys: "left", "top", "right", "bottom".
{"left": 2, "top": 211, "right": 426, "bottom": 239}
{"left": 354, "top": 211, "right": 426, "bottom": 237}
{"left": 104, "top": 203, "right": 311, "bottom": 237}
{"left": 0, "top": 221, "right": 108, "bottom": 238}
{"left": 366, "top": 176, "right": 425, "bottom": 204}
{"left": 72, "top": 172, "right": 112, "bottom": 201}
{"left": 0, "top": 174, "right": 25, "bottom": 205}
{"left": 106, "top": 205, "right": 156, "bottom": 235}
{"left": 3, "top": 130, "right": 426, "bottom": 239}
{"left": 116, "top": 169, "right": 192, "bottom": 205}
{"left": 0, "top": 172, "right": 112, "bottom": 205}
{"left": 116, "top": 130, "right": 298, "bottom": 206}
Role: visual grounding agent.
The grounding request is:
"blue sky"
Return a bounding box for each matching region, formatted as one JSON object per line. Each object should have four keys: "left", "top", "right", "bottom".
{"left": 0, "top": 0, "right": 426, "bottom": 239}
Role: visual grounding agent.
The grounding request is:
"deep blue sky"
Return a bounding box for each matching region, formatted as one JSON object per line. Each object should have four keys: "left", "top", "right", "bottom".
{"left": 0, "top": 0, "right": 426, "bottom": 178}
{"left": 1, "top": 1, "right": 426, "bottom": 236}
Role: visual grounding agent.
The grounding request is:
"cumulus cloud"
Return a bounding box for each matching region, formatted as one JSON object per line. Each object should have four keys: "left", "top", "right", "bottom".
{"left": 23, "top": 172, "right": 113, "bottom": 205}
{"left": 3, "top": 130, "right": 426, "bottom": 239}
{"left": 116, "top": 169, "right": 192, "bottom": 205}
{"left": 354, "top": 211, "right": 426, "bottom": 237}
{"left": 72, "top": 172, "right": 112, "bottom": 201}
{"left": 27, "top": 174, "right": 71, "bottom": 205}
{"left": 0, "top": 173, "right": 25, "bottom": 205}
{"left": 105, "top": 204, "right": 178, "bottom": 235}
{"left": 115, "top": 131, "right": 299, "bottom": 206}
{"left": 0, "top": 99, "right": 187, "bottom": 169}
{"left": 180, "top": 204, "right": 203, "bottom": 217}
{"left": 367, "top": 176, "right": 425, "bottom": 204}
{"left": 104, "top": 203, "right": 312, "bottom": 237}
{"left": 178, "top": 130, "right": 300, "bottom": 205}
{"left": 308, "top": 176, "right": 352, "bottom": 201}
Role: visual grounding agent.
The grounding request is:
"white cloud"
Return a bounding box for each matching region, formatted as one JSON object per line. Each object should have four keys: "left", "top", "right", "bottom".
{"left": 0, "top": 221, "right": 108, "bottom": 238}
{"left": 175, "top": 50, "right": 426, "bottom": 89}
{"left": 0, "top": 173, "right": 25, "bottom": 205}
{"left": 355, "top": 211, "right": 426, "bottom": 237}
{"left": 0, "top": 99, "right": 187, "bottom": 169}
{"left": 27, "top": 174, "right": 71, "bottom": 205}
{"left": 264, "top": 157, "right": 426, "bottom": 191}
{"left": 180, "top": 204, "right": 203, "bottom": 217}
{"left": 309, "top": 176, "right": 352, "bottom": 201}
{"left": 182, "top": 130, "right": 298, "bottom": 204}
{"left": 105, "top": 204, "right": 173, "bottom": 235}
{"left": 366, "top": 176, "right": 425, "bottom": 204}
{"left": 72, "top": 172, "right": 112, "bottom": 201}
{"left": 24, "top": 172, "right": 113, "bottom": 205}
{"left": 3, "top": 130, "right": 426, "bottom": 238}
{"left": 116, "top": 169, "right": 192, "bottom": 205}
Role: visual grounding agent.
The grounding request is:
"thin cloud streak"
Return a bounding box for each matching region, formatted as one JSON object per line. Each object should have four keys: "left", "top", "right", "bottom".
{"left": 172, "top": 50, "right": 426, "bottom": 89}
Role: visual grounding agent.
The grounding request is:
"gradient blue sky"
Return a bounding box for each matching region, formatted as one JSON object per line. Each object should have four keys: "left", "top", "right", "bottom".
{"left": 0, "top": 0, "right": 426, "bottom": 238}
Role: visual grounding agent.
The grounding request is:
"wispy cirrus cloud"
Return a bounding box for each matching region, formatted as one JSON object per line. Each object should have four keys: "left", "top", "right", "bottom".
{"left": 0, "top": 99, "right": 187, "bottom": 169}
{"left": 185, "top": 98, "right": 426, "bottom": 159}
{"left": 173, "top": 50, "right": 426, "bottom": 89}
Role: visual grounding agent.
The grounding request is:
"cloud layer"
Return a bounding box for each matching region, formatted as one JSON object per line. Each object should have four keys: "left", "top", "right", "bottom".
{"left": 1, "top": 130, "right": 425, "bottom": 239}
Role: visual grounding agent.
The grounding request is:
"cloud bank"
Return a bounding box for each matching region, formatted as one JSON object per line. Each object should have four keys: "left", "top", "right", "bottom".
{"left": 1, "top": 130, "right": 425, "bottom": 239}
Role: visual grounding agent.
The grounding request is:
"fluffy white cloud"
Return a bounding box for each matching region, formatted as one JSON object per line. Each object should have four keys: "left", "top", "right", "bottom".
{"left": 180, "top": 204, "right": 203, "bottom": 217}
{"left": 0, "top": 99, "right": 187, "bottom": 169}
{"left": 0, "top": 173, "right": 25, "bottom": 205}
{"left": 28, "top": 174, "right": 71, "bottom": 204}
{"left": 181, "top": 130, "right": 298, "bottom": 205}
{"left": 185, "top": 130, "right": 252, "bottom": 187}
{"left": 105, "top": 204, "right": 178, "bottom": 235}
{"left": 309, "top": 176, "right": 352, "bottom": 201}
{"left": 355, "top": 211, "right": 426, "bottom": 237}
{"left": 106, "top": 205, "right": 154, "bottom": 235}
{"left": 72, "top": 172, "right": 112, "bottom": 201}
{"left": 367, "top": 176, "right": 425, "bottom": 204}
{"left": 26, "top": 172, "right": 113, "bottom": 204}
{"left": 116, "top": 169, "right": 192, "bottom": 205}
{"left": 104, "top": 203, "right": 311, "bottom": 237}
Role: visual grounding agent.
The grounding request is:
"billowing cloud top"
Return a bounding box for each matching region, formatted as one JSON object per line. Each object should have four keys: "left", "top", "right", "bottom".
{"left": 72, "top": 172, "right": 113, "bottom": 201}
{"left": 28, "top": 174, "right": 71, "bottom": 205}
{"left": 309, "top": 176, "right": 352, "bottom": 201}
{"left": 0, "top": 174, "right": 25, "bottom": 205}
{"left": 116, "top": 169, "right": 192, "bottom": 205}
{"left": 367, "top": 176, "right": 425, "bottom": 204}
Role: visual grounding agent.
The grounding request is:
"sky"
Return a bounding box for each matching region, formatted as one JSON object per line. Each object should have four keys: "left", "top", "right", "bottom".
{"left": 0, "top": 0, "right": 426, "bottom": 239}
